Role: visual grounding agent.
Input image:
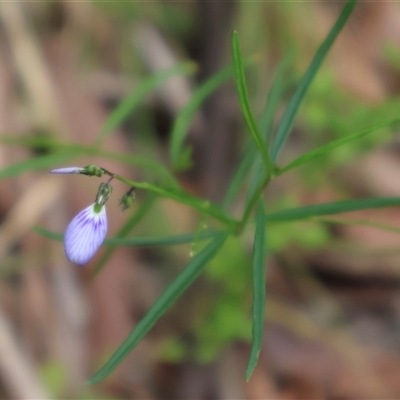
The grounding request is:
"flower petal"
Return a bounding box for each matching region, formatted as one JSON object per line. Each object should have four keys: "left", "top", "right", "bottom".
{"left": 50, "top": 167, "right": 84, "bottom": 174}
{"left": 63, "top": 203, "right": 107, "bottom": 265}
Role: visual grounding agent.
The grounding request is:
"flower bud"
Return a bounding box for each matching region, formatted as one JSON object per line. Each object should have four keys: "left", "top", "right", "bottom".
{"left": 50, "top": 164, "right": 105, "bottom": 177}
{"left": 119, "top": 188, "right": 135, "bottom": 211}
{"left": 95, "top": 182, "right": 113, "bottom": 207}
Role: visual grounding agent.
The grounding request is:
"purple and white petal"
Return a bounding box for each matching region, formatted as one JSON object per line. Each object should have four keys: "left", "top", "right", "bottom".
{"left": 63, "top": 203, "right": 107, "bottom": 265}
{"left": 50, "top": 167, "right": 84, "bottom": 174}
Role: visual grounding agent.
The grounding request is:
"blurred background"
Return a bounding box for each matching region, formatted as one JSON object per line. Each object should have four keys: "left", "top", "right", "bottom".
{"left": 1, "top": 1, "right": 400, "bottom": 399}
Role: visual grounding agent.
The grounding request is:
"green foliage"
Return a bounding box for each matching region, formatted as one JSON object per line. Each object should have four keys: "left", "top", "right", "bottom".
{"left": 205, "top": 235, "right": 251, "bottom": 288}
{"left": 194, "top": 292, "right": 251, "bottom": 363}
{"left": 270, "top": 0, "right": 358, "bottom": 163}
{"left": 34, "top": 225, "right": 222, "bottom": 248}
{"left": 266, "top": 197, "right": 400, "bottom": 222}
{"left": 232, "top": 31, "right": 274, "bottom": 175}
{"left": 89, "top": 232, "right": 228, "bottom": 384}
{"left": 12, "top": 0, "right": 400, "bottom": 385}
{"left": 194, "top": 236, "right": 252, "bottom": 363}
{"left": 223, "top": 51, "right": 294, "bottom": 211}
{"left": 246, "top": 201, "right": 267, "bottom": 380}
{"left": 277, "top": 118, "right": 400, "bottom": 175}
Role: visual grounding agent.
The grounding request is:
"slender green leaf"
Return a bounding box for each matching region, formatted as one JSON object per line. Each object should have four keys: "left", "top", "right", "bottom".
{"left": 0, "top": 151, "right": 82, "bottom": 180}
{"left": 223, "top": 52, "right": 294, "bottom": 210}
{"left": 240, "top": 162, "right": 271, "bottom": 230}
{"left": 246, "top": 201, "right": 267, "bottom": 381}
{"left": 232, "top": 31, "right": 274, "bottom": 175}
{"left": 266, "top": 197, "right": 400, "bottom": 223}
{"left": 270, "top": 0, "right": 358, "bottom": 162}
{"left": 246, "top": 158, "right": 267, "bottom": 210}
{"left": 89, "top": 232, "right": 228, "bottom": 384}
{"left": 315, "top": 216, "right": 400, "bottom": 234}
{"left": 258, "top": 49, "right": 296, "bottom": 143}
{"left": 97, "top": 62, "right": 197, "bottom": 144}
{"left": 105, "top": 230, "right": 221, "bottom": 246}
{"left": 278, "top": 118, "right": 400, "bottom": 174}
{"left": 34, "top": 225, "right": 222, "bottom": 247}
{"left": 222, "top": 145, "right": 257, "bottom": 210}
{"left": 170, "top": 63, "right": 238, "bottom": 170}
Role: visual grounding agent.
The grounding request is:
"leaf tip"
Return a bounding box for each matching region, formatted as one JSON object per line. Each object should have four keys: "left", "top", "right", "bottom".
{"left": 232, "top": 30, "right": 239, "bottom": 43}
{"left": 87, "top": 371, "right": 106, "bottom": 386}
{"left": 245, "top": 365, "right": 254, "bottom": 382}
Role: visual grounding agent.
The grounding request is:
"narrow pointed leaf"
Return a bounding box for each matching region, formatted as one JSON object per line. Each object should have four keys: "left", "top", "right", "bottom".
{"left": 223, "top": 52, "right": 293, "bottom": 210}
{"left": 34, "top": 226, "right": 222, "bottom": 247}
{"left": 266, "top": 197, "right": 400, "bottom": 223}
{"left": 270, "top": 0, "right": 358, "bottom": 162}
{"left": 258, "top": 49, "right": 296, "bottom": 143}
{"left": 314, "top": 216, "right": 400, "bottom": 235}
{"left": 232, "top": 31, "right": 273, "bottom": 175}
{"left": 246, "top": 201, "right": 267, "bottom": 381}
{"left": 278, "top": 118, "right": 400, "bottom": 174}
{"left": 222, "top": 145, "right": 256, "bottom": 210}
{"left": 105, "top": 230, "right": 221, "bottom": 246}
{"left": 89, "top": 232, "right": 228, "bottom": 384}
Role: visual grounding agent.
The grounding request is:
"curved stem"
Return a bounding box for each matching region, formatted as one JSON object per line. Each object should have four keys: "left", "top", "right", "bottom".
{"left": 237, "top": 174, "right": 271, "bottom": 233}
{"left": 113, "top": 173, "right": 239, "bottom": 229}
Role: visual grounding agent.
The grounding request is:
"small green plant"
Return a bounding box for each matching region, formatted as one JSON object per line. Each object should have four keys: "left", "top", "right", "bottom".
{"left": 4, "top": 0, "right": 400, "bottom": 384}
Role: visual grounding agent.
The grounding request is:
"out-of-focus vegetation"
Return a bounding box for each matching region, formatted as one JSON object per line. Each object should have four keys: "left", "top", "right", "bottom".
{"left": 1, "top": 1, "right": 400, "bottom": 399}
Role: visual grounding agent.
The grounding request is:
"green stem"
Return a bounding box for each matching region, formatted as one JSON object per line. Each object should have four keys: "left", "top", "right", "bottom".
{"left": 113, "top": 174, "right": 239, "bottom": 228}
{"left": 0, "top": 136, "right": 238, "bottom": 227}
{"left": 237, "top": 174, "right": 271, "bottom": 233}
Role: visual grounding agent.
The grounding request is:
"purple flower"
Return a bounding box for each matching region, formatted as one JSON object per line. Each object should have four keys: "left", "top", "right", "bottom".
{"left": 63, "top": 203, "right": 108, "bottom": 265}
{"left": 50, "top": 167, "right": 84, "bottom": 174}
{"left": 50, "top": 164, "right": 105, "bottom": 177}
{"left": 63, "top": 182, "right": 112, "bottom": 265}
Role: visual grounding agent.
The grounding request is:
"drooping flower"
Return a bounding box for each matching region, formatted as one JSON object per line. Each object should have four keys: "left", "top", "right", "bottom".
{"left": 64, "top": 203, "right": 107, "bottom": 265}
{"left": 50, "top": 164, "right": 105, "bottom": 177}
{"left": 63, "top": 182, "right": 112, "bottom": 265}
